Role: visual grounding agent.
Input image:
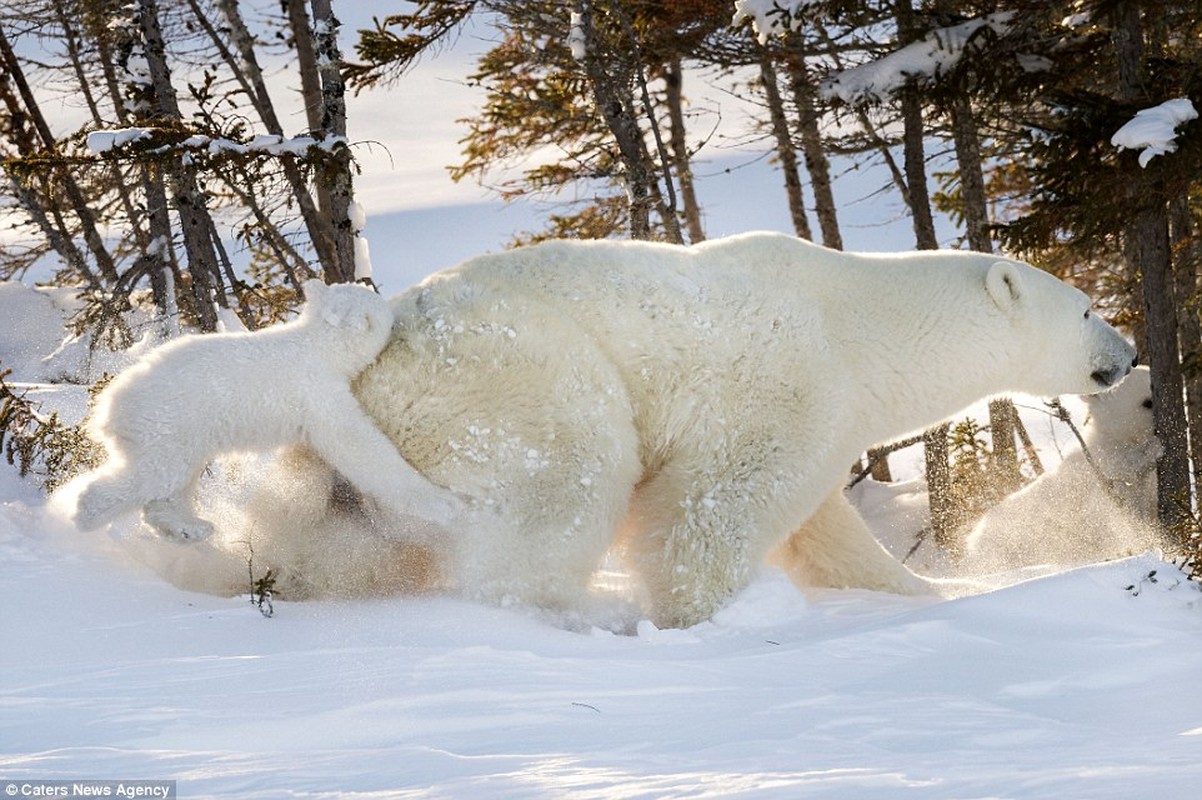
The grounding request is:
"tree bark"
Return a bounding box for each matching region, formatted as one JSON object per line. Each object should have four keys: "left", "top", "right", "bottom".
{"left": 664, "top": 58, "right": 703, "bottom": 244}
{"left": 787, "top": 42, "right": 842, "bottom": 250}
{"left": 948, "top": 92, "right": 1021, "bottom": 493}
{"left": 1170, "top": 197, "right": 1202, "bottom": 493}
{"left": 575, "top": 0, "right": 653, "bottom": 240}
{"left": 894, "top": 0, "right": 953, "bottom": 542}
{"left": 92, "top": 20, "right": 179, "bottom": 319}
{"left": 758, "top": 49, "right": 812, "bottom": 241}
{"left": 138, "top": 0, "right": 225, "bottom": 330}
{"left": 0, "top": 20, "right": 120, "bottom": 284}
{"left": 308, "top": 0, "right": 357, "bottom": 283}
{"left": 284, "top": 0, "right": 340, "bottom": 276}
{"left": 1113, "top": 0, "right": 1191, "bottom": 533}
{"left": 205, "top": 0, "right": 329, "bottom": 281}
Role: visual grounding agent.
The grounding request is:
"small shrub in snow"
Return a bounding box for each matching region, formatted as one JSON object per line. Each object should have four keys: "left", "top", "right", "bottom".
{"left": 0, "top": 366, "right": 105, "bottom": 491}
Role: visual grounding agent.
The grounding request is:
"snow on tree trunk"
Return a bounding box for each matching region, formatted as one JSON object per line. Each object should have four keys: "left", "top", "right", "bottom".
{"left": 308, "top": 0, "right": 357, "bottom": 284}
{"left": 283, "top": 0, "right": 339, "bottom": 278}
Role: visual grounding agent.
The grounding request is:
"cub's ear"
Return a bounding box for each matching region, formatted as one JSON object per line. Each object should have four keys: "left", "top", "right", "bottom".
{"left": 302, "top": 278, "right": 328, "bottom": 302}
{"left": 985, "top": 261, "right": 1024, "bottom": 313}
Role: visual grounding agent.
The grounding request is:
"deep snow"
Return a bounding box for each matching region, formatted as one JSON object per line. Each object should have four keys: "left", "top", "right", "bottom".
{"left": 3, "top": 283, "right": 1202, "bottom": 799}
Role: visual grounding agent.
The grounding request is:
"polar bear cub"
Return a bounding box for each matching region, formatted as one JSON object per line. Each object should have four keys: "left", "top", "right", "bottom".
{"left": 69, "top": 279, "right": 464, "bottom": 540}
{"left": 964, "top": 366, "right": 1161, "bottom": 571}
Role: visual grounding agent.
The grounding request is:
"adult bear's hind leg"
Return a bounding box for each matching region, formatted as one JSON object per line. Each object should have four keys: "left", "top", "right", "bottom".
{"left": 621, "top": 442, "right": 798, "bottom": 629}
{"left": 357, "top": 301, "right": 643, "bottom": 616}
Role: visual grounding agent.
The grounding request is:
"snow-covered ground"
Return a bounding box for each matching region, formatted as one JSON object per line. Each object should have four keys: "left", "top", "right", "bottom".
{"left": 3, "top": 283, "right": 1202, "bottom": 799}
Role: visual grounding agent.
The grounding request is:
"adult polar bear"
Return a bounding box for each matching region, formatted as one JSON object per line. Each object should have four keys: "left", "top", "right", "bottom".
{"left": 342, "top": 232, "right": 1135, "bottom": 627}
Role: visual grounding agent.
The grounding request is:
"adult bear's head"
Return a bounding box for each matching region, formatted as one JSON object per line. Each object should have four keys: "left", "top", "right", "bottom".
{"left": 984, "top": 259, "right": 1136, "bottom": 397}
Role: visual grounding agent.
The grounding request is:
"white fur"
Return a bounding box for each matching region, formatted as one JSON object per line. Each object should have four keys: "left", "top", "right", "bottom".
{"left": 67, "top": 280, "right": 464, "bottom": 539}
{"left": 282, "top": 233, "right": 1136, "bottom": 626}
{"left": 964, "top": 366, "right": 1161, "bottom": 571}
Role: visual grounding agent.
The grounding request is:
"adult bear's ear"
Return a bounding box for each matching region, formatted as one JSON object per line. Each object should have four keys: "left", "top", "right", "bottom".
{"left": 985, "top": 261, "right": 1023, "bottom": 313}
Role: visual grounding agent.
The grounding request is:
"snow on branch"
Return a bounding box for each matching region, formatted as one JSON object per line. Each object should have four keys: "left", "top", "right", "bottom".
{"left": 567, "top": 11, "right": 586, "bottom": 60}
{"left": 731, "top": 0, "right": 822, "bottom": 45}
{"left": 821, "top": 12, "right": 1013, "bottom": 104}
{"left": 85, "top": 127, "right": 348, "bottom": 159}
{"left": 1110, "top": 98, "right": 1199, "bottom": 168}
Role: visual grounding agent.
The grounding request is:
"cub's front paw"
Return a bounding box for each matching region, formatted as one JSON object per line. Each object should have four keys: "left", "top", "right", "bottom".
{"left": 143, "top": 499, "right": 215, "bottom": 542}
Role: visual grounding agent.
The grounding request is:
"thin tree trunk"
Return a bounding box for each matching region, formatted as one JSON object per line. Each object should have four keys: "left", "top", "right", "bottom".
{"left": 56, "top": 2, "right": 149, "bottom": 257}
{"left": 1114, "top": 0, "right": 1191, "bottom": 533}
{"left": 611, "top": 4, "right": 681, "bottom": 244}
{"left": 138, "top": 0, "right": 224, "bottom": 330}
{"left": 575, "top": 0, "right": 654, "bottom": 240}
{"left": 758, "top": 49, "right": 812, "bottom": 241}
{"left": 894, "top": 0, "right": 954, "bottom": 543}
{"left": 663, "top": 58, "right": 701, "bottom": 241}
{"left": 284, "top": 0, "right": 339, "bottom": 275}
{"left": 93, "top": 23, "right": 179, "bottom": 319}
{"left": 1131, "top": 205, "right": 1190, "bottom": 532}
{"left": 787, "top": 43, "right": 842, "bottom": 250}
{"left": 1170, "top": 197, "right": 1201, "bottom": 492}
{"left": 209, "top": 0, "right": 330, "bottom": 278}
{"left": 948, "top": 92, "right": 1021, "bottom": 493}
{"left": 664, "top": 58, "right": 704, "bottom": 244}
{"left": 309, "top": 0, "right": 357, "bottom": 282}
{"left": 0, "top": 21, "right": 120, "bottom": 284}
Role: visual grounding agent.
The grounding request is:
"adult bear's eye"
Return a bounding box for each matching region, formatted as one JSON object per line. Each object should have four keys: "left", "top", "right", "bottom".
{"left": 1143, "top": 398, "right": 1153, "bottom": 409}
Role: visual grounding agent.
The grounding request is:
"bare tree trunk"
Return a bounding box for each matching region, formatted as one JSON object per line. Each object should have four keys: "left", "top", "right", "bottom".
{"left": 308, "top": 0, "right": 357, "bottom": 283}
{"left": 758, "top": 49, "right": 812, "bottom": 241}
{"left": 284, "top": 0, "right": 340, "bottom": 275}
{"left": 1132, "top": 205, "right": 1190, "bottom": 531}
{"left": 1114, "top": 0, "right": 1191, "bottom": 533}
{"left": 93, "top": 23, "right": 178, "bottom": 319}
{"left": 948, "top": 92, "right": 1021, "bottom": 494}
{"left": 56, "top": 1, "right": 150, "bottom": 259}
{"left": 204, "top": 0, "right": 331, "bottom": 280}
{"left": 1170, "top": 197, "right": 1202, "bottom": 492}
{"left": 575, "top": 0, "right": 653, "bottom": 240}
{"left": 138, "top": 0, "right": 226, "bottom": 330}
{"left": 0, "top": 21, "right": 119, "bottom": 284}
{"left": 814, "top": 22, "right": 907, "bottom": 204}
{"left": 787, "top": 44, "right": 842, "bottom": 250}
{"left": 664, "top": 58, "right": 704, "bottom": 244}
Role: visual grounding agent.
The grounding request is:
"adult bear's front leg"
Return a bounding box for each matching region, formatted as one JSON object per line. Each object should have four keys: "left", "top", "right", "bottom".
{"left": 771, "top": 488, "right": 932, "bottom": 595}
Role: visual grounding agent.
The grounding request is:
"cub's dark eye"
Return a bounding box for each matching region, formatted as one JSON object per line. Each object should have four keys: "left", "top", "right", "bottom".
{"left": 1142, "top": 398, "right": 1154, "bottom": 409}
{"left": 1084, "top": 309, "right": 1091, "bottom": 319}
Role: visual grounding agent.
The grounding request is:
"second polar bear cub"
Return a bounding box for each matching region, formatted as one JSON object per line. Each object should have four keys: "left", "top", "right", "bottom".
{"left": 964, "top": 365, "right": 1162, "bottom": 570}
{"left": 69, "top": 279, "right": 463, "bottom": 540}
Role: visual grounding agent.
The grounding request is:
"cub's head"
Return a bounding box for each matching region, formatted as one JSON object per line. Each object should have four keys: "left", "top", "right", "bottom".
{"left": 1083, "top": 365, "right": 1155, "bottom": 448}
{"left": 985, "top": 260, "right": 1136, "bottom": 397}
{"left": 300, "top": 279, "right": 394, "bottom": 370}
